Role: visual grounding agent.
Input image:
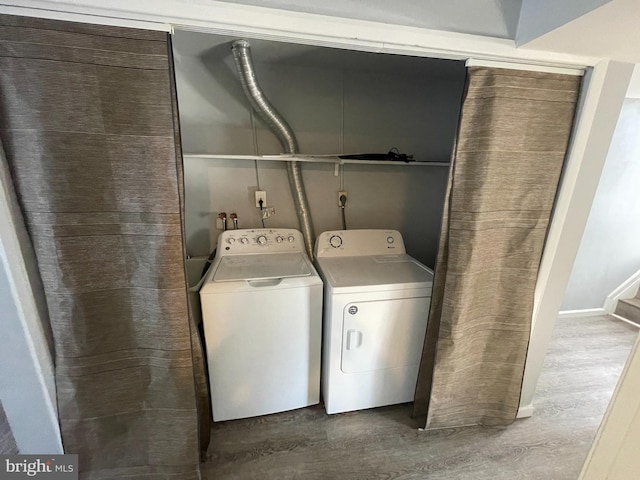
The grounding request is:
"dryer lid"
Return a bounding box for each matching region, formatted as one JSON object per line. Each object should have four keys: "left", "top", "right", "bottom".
{"left": 317, "top": 254, "right": 433, "bottom": 290}
{"left": 213, "top": 253, "right": 312, "bottom": 282}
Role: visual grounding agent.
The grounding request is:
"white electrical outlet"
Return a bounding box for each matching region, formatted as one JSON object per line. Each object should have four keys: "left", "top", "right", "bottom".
{"left": 338, "top": 191, "right": 348, "bottom": 206}
{"left": 255, "top": 190, "right": 267, "bottom": 208}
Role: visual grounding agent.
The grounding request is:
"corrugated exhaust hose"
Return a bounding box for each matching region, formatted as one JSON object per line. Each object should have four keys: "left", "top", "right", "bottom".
{"left": 231, "top": 39, "right": 316, "bottom": 259}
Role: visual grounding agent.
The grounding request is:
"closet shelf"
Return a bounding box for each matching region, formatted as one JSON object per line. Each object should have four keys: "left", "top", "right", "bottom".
{"left": 184, "top": 153, "right": 450, "bottom": 167}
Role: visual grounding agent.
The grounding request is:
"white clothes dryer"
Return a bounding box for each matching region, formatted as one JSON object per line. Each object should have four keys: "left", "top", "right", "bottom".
{"left": 200, "top": 228, "right": 322, "bottom": 422}
{"left": 314, "top": 229, "right": 433, "bottom": 414}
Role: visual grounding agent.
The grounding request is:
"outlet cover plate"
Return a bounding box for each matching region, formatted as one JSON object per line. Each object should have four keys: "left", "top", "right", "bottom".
{"left": 255, "top": 190, "right": 267, "bottom": 208}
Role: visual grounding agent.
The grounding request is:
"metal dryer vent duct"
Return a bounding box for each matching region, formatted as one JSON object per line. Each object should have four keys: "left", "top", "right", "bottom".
{"left": 231, "top": 39, "right": 315, "bottom": 259}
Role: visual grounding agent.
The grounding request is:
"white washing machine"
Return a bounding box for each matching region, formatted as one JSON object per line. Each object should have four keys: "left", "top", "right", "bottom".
{"left": 200, "top": 228, "right": 322, "bottom": 422}
{"left": 314, "top": 229, "right": 433, "bottom": 414}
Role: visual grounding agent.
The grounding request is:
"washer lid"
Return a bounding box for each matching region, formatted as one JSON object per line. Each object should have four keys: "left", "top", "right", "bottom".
{"left": 317, "top": 254, "right": 433, "bottom": 290}
{"left": 213, "top": 253, "right": 312, "bottom": 282}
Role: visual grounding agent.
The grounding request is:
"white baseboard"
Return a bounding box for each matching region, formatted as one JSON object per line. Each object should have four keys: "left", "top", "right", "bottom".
{"left": 604, "top": 269, "right": 640, "bottom": 313}
{"left": 558, "top": 308, "right": 606, "bottom": 319}
{"left": 517, "top": 404, "right": 534, "bottom": 419}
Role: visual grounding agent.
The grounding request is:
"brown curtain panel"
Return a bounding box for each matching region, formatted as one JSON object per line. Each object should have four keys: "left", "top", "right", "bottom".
{"left": 0, "top": 14, "right": 208, "bottom": 478}
{"left": 413, "top": 66, "right": 580, "bottom": 427}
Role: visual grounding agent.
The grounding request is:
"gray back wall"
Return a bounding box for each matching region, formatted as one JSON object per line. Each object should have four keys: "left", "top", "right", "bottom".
{"left": 173, "top": 31, "right": 466, "bottom": 267}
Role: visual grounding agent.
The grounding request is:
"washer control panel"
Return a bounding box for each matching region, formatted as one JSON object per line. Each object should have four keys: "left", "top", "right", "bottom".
{"left": 217, "top": 228, "right": 303, "bottom": 255}
{"left": 315, "top": 229, "right": 406, "bottom": 258}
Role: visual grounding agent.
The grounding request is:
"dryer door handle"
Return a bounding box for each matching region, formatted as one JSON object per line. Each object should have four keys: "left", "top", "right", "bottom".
{"left": 346, "top": 329, "right": 363, "bottom": 350}
{"left": 247, "top": 278, "right": 283, "bottom": 287}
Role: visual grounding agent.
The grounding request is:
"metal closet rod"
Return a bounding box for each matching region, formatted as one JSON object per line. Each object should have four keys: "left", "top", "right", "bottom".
{"left": 183, "top": 154, "right": 450, "bottom": 167}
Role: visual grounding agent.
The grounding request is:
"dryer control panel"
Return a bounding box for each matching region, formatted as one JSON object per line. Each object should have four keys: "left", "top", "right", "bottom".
{"left": 217, "top": 228, "right": 304, "bottom": 255}
{"left": 315, "top": 229, "right": 406, "bottom": 258}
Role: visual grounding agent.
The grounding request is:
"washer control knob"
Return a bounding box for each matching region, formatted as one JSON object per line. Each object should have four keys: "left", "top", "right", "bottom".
{"left": 329, "top": 235, "right": 342, "bottom": 248}
{"left": 287, "top": 235, "right": 295, "bottom": 243}
{"left": 257, "top": 235, "right": 268, "bottom": 245}
{"left": 386, "top": 236, "right": 394, "bottom": 244}
{"left": 240, "top": 237, "right": 249, "bottom": 244}
{"left": 227, "top": 237, "right": 236, "bottom": 245}
{"left": 275, "top": 236, "right": 284, "bottom": 243}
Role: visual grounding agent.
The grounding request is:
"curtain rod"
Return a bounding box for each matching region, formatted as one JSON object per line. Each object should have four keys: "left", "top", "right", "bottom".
{"left": 466, "top": 59, "right": 584, "bottom": 76}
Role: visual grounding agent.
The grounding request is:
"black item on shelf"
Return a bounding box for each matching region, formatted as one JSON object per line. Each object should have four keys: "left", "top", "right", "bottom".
{"left": 338, "top": 149, "right": 414, "bottom": 163}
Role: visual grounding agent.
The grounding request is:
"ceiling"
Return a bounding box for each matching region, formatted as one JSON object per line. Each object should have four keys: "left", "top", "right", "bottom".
{"left": 213, "top": 0, "right": 639, "bottom": 65}
{"left": 10, "top": 0, "right": 640, "bottom": 65}
{"left": 211, "top": 0, "right": 523, "bottom": 39}
{"left": 519, "top": 0, "right": 640, "bottom": 64}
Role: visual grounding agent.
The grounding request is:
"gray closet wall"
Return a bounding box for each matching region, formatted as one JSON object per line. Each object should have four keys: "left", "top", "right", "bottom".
{"left": 173, "top": 31, "right": 466, "bottom": 266}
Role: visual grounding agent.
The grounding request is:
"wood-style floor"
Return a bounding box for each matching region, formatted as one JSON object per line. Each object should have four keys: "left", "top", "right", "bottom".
{"left": 201, "top": 315, "right": 638, "bottom": 480}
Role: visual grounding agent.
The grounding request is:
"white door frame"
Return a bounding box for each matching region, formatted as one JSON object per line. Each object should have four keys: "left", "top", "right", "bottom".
{"left": 579, "top": 333, "right": 640, "bottom": 479}
{"left": 0, "top": 0, "right": 632, "bottom": 424}
{"left": 520, "top": 60, "right": 634, "bottom": 412}
{"left": 0, "top": 151, "right": 63, "bottom": 453}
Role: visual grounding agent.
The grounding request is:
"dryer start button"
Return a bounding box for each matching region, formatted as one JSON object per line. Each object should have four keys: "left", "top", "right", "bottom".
{"left": 329, "top": 235, "right": 342, "bottom": 248}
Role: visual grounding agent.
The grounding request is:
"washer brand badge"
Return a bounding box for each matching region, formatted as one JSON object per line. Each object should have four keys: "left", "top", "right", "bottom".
{"left": 348, "top": 306, "right": 358, "bottom": 315}
{"left": 1, "top": 455, "right": 78, "bottom": 479}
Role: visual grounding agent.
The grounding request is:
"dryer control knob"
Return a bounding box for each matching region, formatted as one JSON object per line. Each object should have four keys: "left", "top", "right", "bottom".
{"left": 287, "top": 235, "right": 295, "bottom": 243}
{"left": 240, "top": 237, "right": 249, "bottom": 244}
{"left": 275, "top": 236, "right": 284, "bottom": 243}
{"left": 329, "top": 235, "right": 342, "bottom": 248}
{"left": 257, "top": 235, "right": 268, "bottom": 245}
{"left": 386, "top": 236, "right": 394, "bottom": 244}
{"left": 227, "top": 237, "right": 236, "bottom": 245}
